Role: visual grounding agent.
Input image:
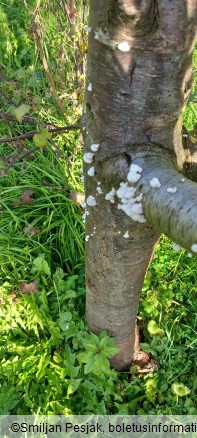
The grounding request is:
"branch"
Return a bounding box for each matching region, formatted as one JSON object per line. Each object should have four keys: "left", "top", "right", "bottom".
{"left": 0, "top": 150, "right": 34, "bottom": 176}
{"left": 0, "top": 112, "right": 73, "bottom": 128}
{"left": 0, "top": 90, "right": 17, "bottom": 107}
{"left": 97, "top": 151, "right": 197, "bottom": 254}
{"left": 135, "top": 155, "right": 197, "bottom": 254}
{"left": 0, "top": 124, "right": 79, "bottom": 144}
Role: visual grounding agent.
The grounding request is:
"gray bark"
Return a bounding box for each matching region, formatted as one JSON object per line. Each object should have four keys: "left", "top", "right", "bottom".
{"left": 83, "top": 0, "right": 197, "bottom": 370}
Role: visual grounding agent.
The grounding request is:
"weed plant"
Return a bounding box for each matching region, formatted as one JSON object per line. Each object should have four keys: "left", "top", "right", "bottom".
{"left": 0, "top": 0, "right": 196, "bottom": 415}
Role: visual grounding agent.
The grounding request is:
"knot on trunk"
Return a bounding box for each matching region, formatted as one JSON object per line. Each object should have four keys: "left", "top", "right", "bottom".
{"left": 112, "top": 0, "right": 157, "bottom": 35}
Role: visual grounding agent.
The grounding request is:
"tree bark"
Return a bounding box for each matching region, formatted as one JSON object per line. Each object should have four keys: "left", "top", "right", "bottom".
{"left": 83, "top": 0, "right": 197, "bottom": 370}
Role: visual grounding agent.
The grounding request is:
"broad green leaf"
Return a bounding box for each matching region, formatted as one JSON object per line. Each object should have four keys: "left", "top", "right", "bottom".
{"left": 102, "top": 345, "right": 120, "bottom": 357}
{"left": 87, "top": 332, "right": 101, "bottom": 346}
{"left": 147, "top": 320, "right": 163, "bottom": 335}
{"left": 32, "top": 254, "right": 51, "bottom": 276}
{"left": 100, "top": 335, "right": 116, "bottom": 347}
{"left": 33, "top": 128, "right": 51, "bottom": 147}
{"left": 59, "top": 312, "right": 72, "bottom": 331}
{"left": 53, "top": 267, "right": 65, "bottom": 283}
{"left": 94, "top": 354, "right": 110, "bottom": 374}
{"left": 36, "top": 353, "right": 50, "bottom": 381}
{"left": 14, "top": 104, "right": 30, "bottom": 122}
{"left": 82, "top": 339, "right": 98, "bottom": 352}
{"left": 53, "top": 353, "right": 62, "bottom": 364}
{"left": 67, "top": 379, "right": 82, "bottom": 396}
{"left": 81, "top": 380, "right": 97, "bottom": 391}
{"left": 139, "top": 343, "right": 151, "bottom": 353}
{"left": 84, "top": 359, "right": 97, "bottom": 374}
{"left": 77, "top": 351, "right": 94, "bottom": 364}
{"left": 59, "top": 311, "right": 72, "bottom": 322}
{"left": 171, "top": 383, "right": 191, "bottom": 397}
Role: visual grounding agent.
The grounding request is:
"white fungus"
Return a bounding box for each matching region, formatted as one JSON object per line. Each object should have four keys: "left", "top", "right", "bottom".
{"left": 191, "top": 243, "right": 197, "bottom": 253}
{"left": 136, "top": 193, "right": 143, "bottom": 202}
{"left": 88, "top": 27, "right": 92, "bottom": 33}
{"left": 187, "top": 253, "right": 193, "bottom": 258}
{"left": 96, "top": 186, "right": 103, "bottom": 194}
{"left": 182, "top": 133, "right": 188, "bottom": 138}
{"left": 83, "top": 152, "right": 94, "bottom": 164}
{"left": 116, "top": 178, "right": 146, "bottom": 223}
{"left": 105, "top": 187, "right": 116, "bottom": 203}
{"left": 127, "top": 164, "right": 142, "bottom": 183}
{"left": 86, "top": 195, "right": 97, "bottom": 206}
{"left": 90, "top": 143, "right": 100, "bottom": 152}
{"left": 94, "top": 29, "right": 106, "bottom": 41}
{"left": 123, "top": 231, "right": 129, "bottom": 238}
{"left": 87, "top": 83, "right": 92, "bottom": 91}
{"left": 80, "top": 201, "right": 86, "bottom": 208}
{"left": 118, "top": 202, "right": 146, "bottom": 223}
{"left": 87, "top": 166, "right": 95, "bottom": 176}
{"left": 94, "top": 29, "right": 116, "bottom": 49}
{"left": 167, "top": 187, "right": 177, "bottom": 193}
{"left": 172, "top": 242, "right": 184, "bottom": 251}
{"left": 117, "top": 42, "right": 130, "bottom": 52}
{"left": 181, "top": 179, "right": 185, "bottom": 182}
{"left": 85, "top": 235, "right": 89, "bottom": 241}
{"left": 150, "top": 177, "right": 161, "bottom": 188}
{"left": 80, "top": 175, "right": 84, "bottom": 182}
{"left": 82, "top": 209, "right": 90, "bottom": 220}
{"left": 117, "top": 182, "right": 136, "bottom": 200}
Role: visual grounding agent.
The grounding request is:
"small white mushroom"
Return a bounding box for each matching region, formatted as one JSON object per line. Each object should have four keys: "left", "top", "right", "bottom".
{"left": 87, "top": 83, "right": 92, "bottom": 91}
{"left": 127, "top": 164, "right": 142, "bottom": 183}
{"left": 117, "top": 42, "right": 130, "bottom": 52}
{"left": 90, "top": 143, "right": 100, "bottom": 152}
{"left": 87, "top": 166, "right": 95, "bottom": 176}
{"left": 150, "top": 178, "right": 161, "bottom": 188}
{"left": 86, "top": 195, "right": 97, "bottom": 206}
{"left": 96, "top": 186, "right": 103, "bottom": 194}
{"left": 167, "top": 187, "right": 177, "bottom": 193}
{"left": 191, "top": 243, "right": 197, "bottom": 253}
{"left": 105, "top": 187, "right": 116, "bottom": 203}
{"left": 83, "top": 152, "right": 94, "bottom": 164}
{"left": 172, "top": 242, "right": 184, "bottom": 251}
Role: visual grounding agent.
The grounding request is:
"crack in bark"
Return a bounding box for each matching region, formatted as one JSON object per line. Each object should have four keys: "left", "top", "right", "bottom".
{"left": 129, "top": 60, "right": 136, "bottom": 86}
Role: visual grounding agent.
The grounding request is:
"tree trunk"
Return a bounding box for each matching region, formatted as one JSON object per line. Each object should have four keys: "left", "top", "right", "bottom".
{"left": 83, "top": 0, "right": 197, "bottom": 370}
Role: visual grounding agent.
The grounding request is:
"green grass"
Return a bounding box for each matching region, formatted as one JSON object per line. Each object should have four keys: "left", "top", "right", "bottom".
{"left": 0, "top": 0, "right": 196, "bottom": 416}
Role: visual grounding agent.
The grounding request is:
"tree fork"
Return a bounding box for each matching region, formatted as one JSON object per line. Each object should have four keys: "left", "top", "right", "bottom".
{"left": 84, "top": 0, "right": 197, "bottom": 370}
